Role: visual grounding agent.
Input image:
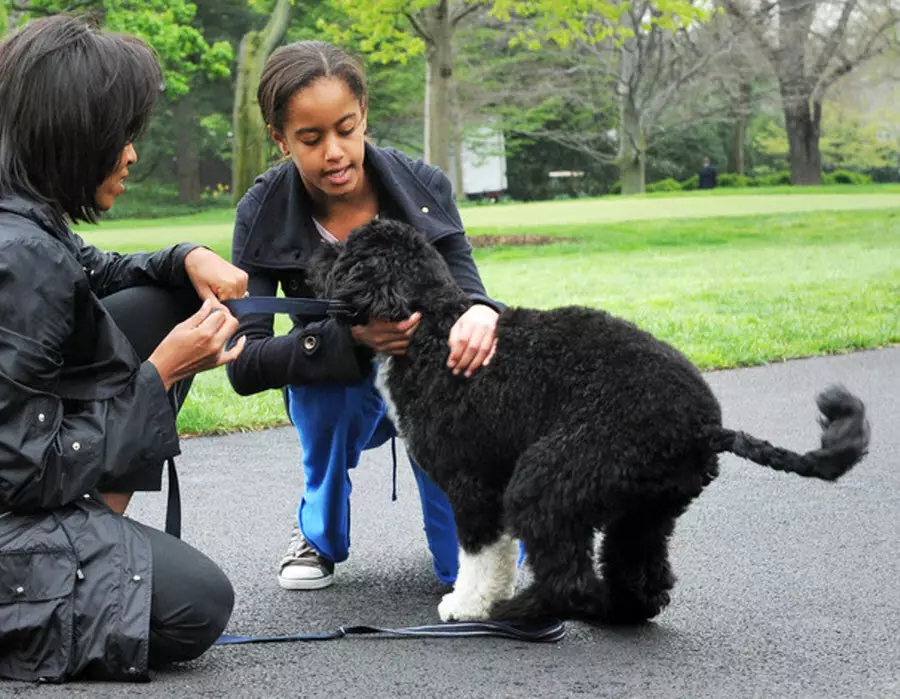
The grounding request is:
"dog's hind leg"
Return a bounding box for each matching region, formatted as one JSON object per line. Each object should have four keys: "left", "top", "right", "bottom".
{"left": 596, "top": 503, "right": 686, "bottom": 624}
{"left": 437, "top": 483, "right": 519, "bottom": 622}
{"left": 490, "top": 435, "right": 603, "bottom": 622}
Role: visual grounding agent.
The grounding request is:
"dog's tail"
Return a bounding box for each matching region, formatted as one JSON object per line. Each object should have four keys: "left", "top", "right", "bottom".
{"left": 702, "top": 385, "right": 870, "bottom": 481}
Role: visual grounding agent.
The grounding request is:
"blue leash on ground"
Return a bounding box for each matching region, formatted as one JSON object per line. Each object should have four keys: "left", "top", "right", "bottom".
{"left": 217, "top": 296, "right": 564, "bottom": 646}
{"left": 215, "top": 619, "right": 566, "bottom": 645}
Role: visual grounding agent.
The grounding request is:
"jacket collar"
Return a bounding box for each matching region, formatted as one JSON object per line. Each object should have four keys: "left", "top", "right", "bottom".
{"left": 0, "top": 194, "right": 67, "bottom": 234}
{"left": 237, "top": 143, "right": 462, "bottom": 271}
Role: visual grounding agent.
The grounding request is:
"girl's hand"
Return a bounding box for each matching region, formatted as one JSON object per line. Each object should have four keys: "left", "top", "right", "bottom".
{"left": 351, "top": 313, "right": 422, "bottom": 355}
{"left": 447, "top": 304, "right": 498, "bottom": 377}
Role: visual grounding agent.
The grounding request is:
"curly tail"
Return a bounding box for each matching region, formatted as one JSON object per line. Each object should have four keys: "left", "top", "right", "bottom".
{"left": 704, "top": 385, "right": 870, "bottom": 481}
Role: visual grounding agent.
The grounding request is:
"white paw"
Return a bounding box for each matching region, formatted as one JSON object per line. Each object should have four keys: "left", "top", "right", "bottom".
{"left": 438, "top": 590, "right": 492, "bottom": 621}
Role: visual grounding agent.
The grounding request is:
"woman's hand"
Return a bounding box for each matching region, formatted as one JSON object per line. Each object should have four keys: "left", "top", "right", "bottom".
{"left": 351, "top": 313, "right": 422, "bottom": 355}
{"left": 148, "top": 299, "right": 246, "bottom": 391}
{"left": 447, "top": 304, "right": 498, "bottom": 377}
{"left": 184, "top": 247, "right": 249, "bottom": 302}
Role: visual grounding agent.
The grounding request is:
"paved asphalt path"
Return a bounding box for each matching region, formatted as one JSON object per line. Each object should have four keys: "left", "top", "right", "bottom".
{"left": 8, "top": 347, "right": 899, "bottom": 698}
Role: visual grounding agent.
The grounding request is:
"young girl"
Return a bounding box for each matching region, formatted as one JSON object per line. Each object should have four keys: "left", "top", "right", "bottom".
{"left": 227, "top": 41, "right": 503, "bottom": 590}
{"left": 0, "top": 16, "right": 248, "bottom": 681}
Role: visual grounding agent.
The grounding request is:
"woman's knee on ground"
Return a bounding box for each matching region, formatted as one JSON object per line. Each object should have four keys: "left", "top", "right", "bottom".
{"left": 145, "top": 524, "right": 234, "bottom": 668}
{"left": 148, "top": 561, "right": 234, "bottom": 667}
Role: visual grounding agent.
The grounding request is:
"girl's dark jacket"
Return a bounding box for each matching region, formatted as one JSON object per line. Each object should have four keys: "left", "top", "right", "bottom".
{"left": 0, "top": 196, "right": 198, "bottom": 682}
{"left": 227, "top": 143, "right": 503, "bottom": 395}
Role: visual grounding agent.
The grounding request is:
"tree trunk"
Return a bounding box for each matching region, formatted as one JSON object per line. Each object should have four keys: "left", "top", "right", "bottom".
{"left": 423, "top": 3, "right": 454, "bottom": 173}
{"left": 617, "top": 97, "right": 646, "bottom": 195}
{"left": 728, "top": 80, "right": 751, "bottom": 175}
{"left": 174, "top": 95, "right": 202, "bottom": 204}
{"left": 781, "top": 87, "right": 823, "bottom": 185}
{"left": 775, "top": 0, "right": 822, "bottom": 186}
{"left": 231, "top": 0, "right": 291, "bottom": 205}
{"left": 451, "top": 83, "right": 464, "bottom": 197}
{"left": 615, "top": 31, "right": 645, "bottom": 195}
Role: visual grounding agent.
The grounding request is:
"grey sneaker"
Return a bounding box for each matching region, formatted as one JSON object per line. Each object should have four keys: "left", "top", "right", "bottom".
{"left": 277, "top": 528, "right": 335, "bottom": 590}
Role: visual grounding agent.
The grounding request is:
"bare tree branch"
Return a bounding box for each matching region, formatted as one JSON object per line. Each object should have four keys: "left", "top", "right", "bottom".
{"left": 810, "top": 0, "right": 858, "bottom": 83}
{"left": 451, "top": 1, "right": 486, "bottom": 27}
{"left": 720, "top": 0, "right": 778, "bottom": 64}
{"left": 404, "top": 11, "right": 433, "bottom": 45}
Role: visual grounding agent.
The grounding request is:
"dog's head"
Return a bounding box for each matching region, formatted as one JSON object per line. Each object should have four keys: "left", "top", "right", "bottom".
{"left": 308, "top": 219, "right": 459, "bottom": 322}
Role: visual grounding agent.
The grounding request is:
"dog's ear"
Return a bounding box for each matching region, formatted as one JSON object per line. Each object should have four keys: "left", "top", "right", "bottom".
{"left": 307, "top": 240, "right": 343, "bottom": 297}
{"left": 337, "top": 255, "right": 412, "bottom": 322}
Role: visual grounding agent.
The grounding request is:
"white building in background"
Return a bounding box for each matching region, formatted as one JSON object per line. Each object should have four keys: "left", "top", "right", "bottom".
{"left": 448, "top": 125, "right": 508, "bottom": 200}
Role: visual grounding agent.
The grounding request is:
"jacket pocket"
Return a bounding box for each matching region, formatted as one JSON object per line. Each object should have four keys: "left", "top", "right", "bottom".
{"left": 0, "top": 549, "right": 77, "bottom": 683}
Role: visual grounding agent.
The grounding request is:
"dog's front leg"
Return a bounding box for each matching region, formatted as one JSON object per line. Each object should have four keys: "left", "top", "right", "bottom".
{"left": 438, "top": 534, "right": 519, "bottom": 621}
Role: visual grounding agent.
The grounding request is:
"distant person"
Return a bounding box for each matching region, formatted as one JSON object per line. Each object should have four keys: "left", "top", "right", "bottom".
{"left": 0, "top": 16, "right": 248, "bottom": 682}
{"left": 227, "top": 41, "right": 505, "bottom": 591}
{"left": 698, "top": 157, "right": 718, "bottom": 189}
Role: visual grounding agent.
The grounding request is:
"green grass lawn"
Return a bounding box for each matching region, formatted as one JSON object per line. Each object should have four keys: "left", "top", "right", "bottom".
{"left": 77, "top": 190, "right": 900, "bottom": 436}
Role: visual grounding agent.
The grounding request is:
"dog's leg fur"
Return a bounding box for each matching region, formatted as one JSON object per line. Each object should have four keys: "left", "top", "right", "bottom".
{"left": 596, "top": 505, "right": 685, "bottom": 624}
{"left": 438, "top": 534, "right": 519, "bottom": 621}
{"left": 490, "top": 432, "right": 602, "bottom": 622}
{"left": 435, "top": 479, "right": 518, "bottom": 621}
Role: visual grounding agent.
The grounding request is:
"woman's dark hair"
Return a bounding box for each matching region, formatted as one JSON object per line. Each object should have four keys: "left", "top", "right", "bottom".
{"left": 0, "top": 15, "right": 163, "bottom": 223}
{"left": 258, "top": 41, "right": 367, "bottom": 134}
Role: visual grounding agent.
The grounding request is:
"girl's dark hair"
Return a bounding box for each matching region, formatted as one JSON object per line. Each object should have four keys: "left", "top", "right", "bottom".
{"left": 258, "top": 41, "right": 367, "bottom": 133}
{"left": 0, "top": 15, "right": 163, "bottom": 223}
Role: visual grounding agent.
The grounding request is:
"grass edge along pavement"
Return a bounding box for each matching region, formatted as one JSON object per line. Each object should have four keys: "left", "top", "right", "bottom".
{"left": 76, "top": 193, "right": 900, "bottom": 437}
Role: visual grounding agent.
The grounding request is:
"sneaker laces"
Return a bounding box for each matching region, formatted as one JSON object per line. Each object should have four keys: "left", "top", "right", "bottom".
{"left": 282, "top": 528, "right": 320, "bottom": 565}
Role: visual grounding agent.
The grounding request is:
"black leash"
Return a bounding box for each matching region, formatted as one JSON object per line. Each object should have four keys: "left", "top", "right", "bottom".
{"left": 222, "top": 296, "right": 361, "bottom": 322}
{"left": 215, "top": 619, "right": 566, "bottom": 645}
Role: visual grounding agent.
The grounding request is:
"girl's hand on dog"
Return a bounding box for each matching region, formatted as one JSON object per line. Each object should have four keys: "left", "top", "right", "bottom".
{"left": 447, "top": 304, "right": 499, "bottom": 377}
{"left": 352, "top": 313, "right": 422, "bottom": 354}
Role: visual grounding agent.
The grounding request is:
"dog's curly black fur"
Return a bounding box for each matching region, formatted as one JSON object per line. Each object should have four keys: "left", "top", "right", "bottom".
{"left": 309, "top": 219, "right": 871, "bottom": 625}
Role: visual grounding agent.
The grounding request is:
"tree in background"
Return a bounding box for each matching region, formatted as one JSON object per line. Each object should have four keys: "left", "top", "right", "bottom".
{"left": 231, "top": 0, "right": 291, "bottom": 203}
{"left": 483, "top": 0, "right": 719, "bottom": 194}
{"left": 721, "top": 0, "right": 900, "bottom": 185}
{"left": 319, "top": 0, "right": 489, "bottom": 179}
{"left": 4, "top": 0, "right": 234, "bottom": 204}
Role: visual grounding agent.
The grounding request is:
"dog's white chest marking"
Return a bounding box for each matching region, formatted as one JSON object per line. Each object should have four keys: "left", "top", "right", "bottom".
{"left": 438, "top": 535, "right": 519, "bottom": 621}
{"left": 375, "top": 357, "right": 403, "bottom": 434}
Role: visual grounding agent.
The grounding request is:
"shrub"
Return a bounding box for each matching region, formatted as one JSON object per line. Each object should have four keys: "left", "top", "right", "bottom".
{"left": 757, "top": 170, "right": 792, "bottom": 186}
{"left": 824, "top": 170, "right": 873, "bottom": 185}
{"left": 681, "top": 175, "right": 699, "bottom": 191}
{"left": 646, "top": 177, "right": 682, "bottom": 193}
{"left": 103, "top": 181, "right": 233, "bottom": 220}
{"left": 717, "top": 173, "right": 750, "bottom": 188}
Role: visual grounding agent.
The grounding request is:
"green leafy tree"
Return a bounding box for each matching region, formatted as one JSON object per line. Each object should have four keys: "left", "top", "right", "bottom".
{"left": 721, "top": 0, "right": 900, "bottom": 185}
{"left": 5, "top": 1, "right": 234, "bottom": 203}
{"left": 319, "top": 1, "right": 713, "bottom": 194}
{"left": 756, "top": 106, "right": 898, "bottom": 172}
{"left": 320, "top": 0, "right": 490, "bottom": 178}
{"left": 231, "top": 0, "right": 292, "bottom": 203}
{"left": 491, "top": 1, "right": 717, "bottom": 194}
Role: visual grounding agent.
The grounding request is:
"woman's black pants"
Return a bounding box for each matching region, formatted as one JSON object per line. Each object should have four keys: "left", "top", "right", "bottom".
{"left": 100, "top": 285, "right": 234, "bottom": 669}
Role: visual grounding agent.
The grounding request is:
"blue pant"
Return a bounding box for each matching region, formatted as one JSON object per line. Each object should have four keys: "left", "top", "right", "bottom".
{"left": 287, "top": 370, "right": 459, "bottom": 584}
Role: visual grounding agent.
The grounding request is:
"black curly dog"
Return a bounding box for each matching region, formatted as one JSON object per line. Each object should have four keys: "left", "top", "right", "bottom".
{"left": 309, "top": 219, "right": 871, "bottom": 625}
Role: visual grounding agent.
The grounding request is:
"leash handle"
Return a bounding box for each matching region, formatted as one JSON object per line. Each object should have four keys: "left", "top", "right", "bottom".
{"left": 215, "top": 619, "right": 566, "bottom": 645}
{"left": 223, "top": 296, "right": 361, "bottom": 322}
